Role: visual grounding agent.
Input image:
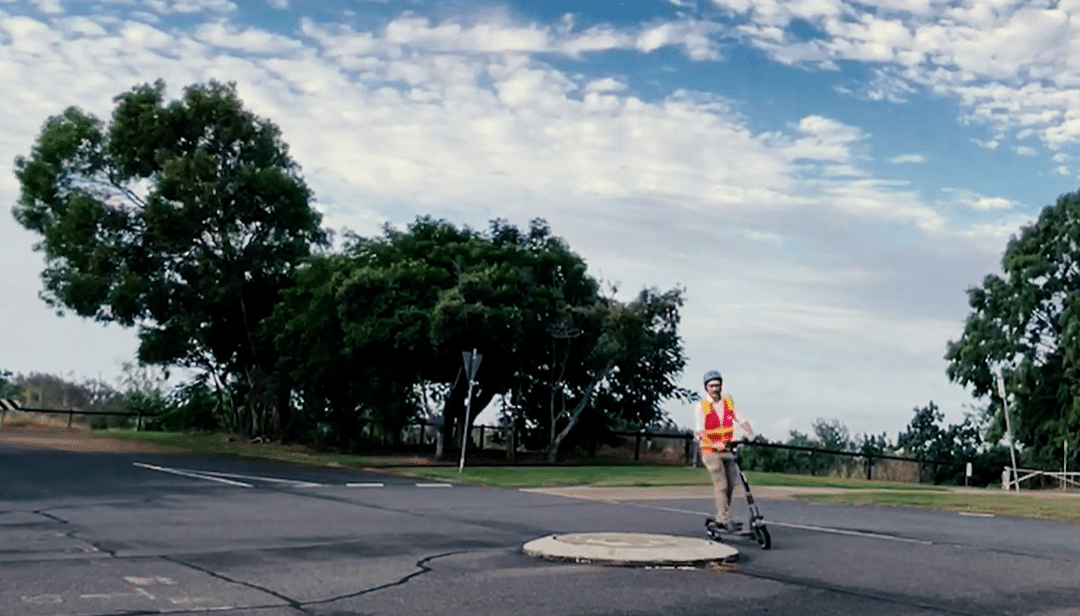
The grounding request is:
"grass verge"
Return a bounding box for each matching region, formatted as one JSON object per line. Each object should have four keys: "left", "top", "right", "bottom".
{"left": 102, "top": 429, "right": 413, "bottom": 468}
{"left": 103, "top": 429, "right": 950, "bottom": 490}
{"left": 794, "top": 491, "right": 1080, "bottom": 523}
{"left": 363, "top": 463, "right": 946, "bottom": 490}
{"left": 100, "top": 429, "right": 1080, "bottom": 522}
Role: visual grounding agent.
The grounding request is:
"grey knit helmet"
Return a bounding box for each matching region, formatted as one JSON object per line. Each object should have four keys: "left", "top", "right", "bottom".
{"left": 702, "top": 370, "right": 723, "bottom": 386}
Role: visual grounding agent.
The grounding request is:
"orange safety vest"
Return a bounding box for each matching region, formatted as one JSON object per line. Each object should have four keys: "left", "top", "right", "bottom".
{"left": 701, "top": 396, "right": 735, "bottom": 452}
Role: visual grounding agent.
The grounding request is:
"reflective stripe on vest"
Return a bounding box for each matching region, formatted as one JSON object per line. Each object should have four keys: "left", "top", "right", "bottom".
{"left": 702, "top": 396, "right": 735, "bottom": 451}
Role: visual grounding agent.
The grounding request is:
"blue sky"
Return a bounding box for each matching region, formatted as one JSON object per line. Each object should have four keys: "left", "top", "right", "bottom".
{"left": 2, "top": 0, "right": 1078, "bottom": 440}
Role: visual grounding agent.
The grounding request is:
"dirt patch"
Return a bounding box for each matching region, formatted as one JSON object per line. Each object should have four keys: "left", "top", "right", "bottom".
{"left": 0, "top": 424, "right": 186, "bottom": 453}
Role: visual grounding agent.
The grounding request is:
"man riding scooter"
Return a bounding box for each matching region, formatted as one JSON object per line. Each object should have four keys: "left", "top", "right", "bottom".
{"left": 695, "top": 369, "right": 755, "bottom": 531}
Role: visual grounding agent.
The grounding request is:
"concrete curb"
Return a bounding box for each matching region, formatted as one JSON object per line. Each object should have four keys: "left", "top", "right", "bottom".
{"left": 522, "top": 532, "right": 738, "bottom": 567}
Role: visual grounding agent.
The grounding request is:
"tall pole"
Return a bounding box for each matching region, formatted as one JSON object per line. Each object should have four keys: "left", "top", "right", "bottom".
{"left": 996, "top": 367, "right": 1020, "bottom": 493}
{"left": 459, "top": 376, "right": 475, "bottom": 473}
{"left": 459, "top": 348, "right": 481, "bottom": 473}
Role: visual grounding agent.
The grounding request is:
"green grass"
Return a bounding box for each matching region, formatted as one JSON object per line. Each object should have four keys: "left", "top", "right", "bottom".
{"left": 98, "top": 429, "right": 1080, "bottom": 522}
{"left": 396, "top": 465, "right": 714, "bottom": 487}
{"left": 102, "top": 429, "right": 404, "bottom": 468}
{"left": 103, "top": 429, "right": 950, "bottom": 490}
{"left": 794, "top": 491, "right": 1080, "bottom": 524}
{"left": 380, "top": 465, "right": 948, "bottom": 490}
{"left": 743, "top": 471, "right": 948, "bottom": 492}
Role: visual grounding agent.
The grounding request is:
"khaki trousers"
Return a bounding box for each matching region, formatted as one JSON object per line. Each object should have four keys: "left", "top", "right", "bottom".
{"left": 701, "top": 449, "right": 739, "bottom": 524}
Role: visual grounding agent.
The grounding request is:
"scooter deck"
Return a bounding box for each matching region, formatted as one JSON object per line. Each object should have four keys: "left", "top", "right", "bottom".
{"left": 705, "top": 519, "right": 749, "bottom": 540}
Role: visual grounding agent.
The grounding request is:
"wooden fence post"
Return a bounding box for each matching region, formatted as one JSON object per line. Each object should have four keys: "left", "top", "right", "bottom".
{"left": 634, "top": 432, "right": 642, "bottom": 461}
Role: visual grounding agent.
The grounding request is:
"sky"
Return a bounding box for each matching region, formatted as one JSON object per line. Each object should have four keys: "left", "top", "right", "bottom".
{"left": 2, "top": 0, "right": 1079, "bottom": 441}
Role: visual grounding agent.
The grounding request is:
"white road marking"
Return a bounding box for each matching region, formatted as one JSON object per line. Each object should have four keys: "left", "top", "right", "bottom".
{"left": 181, "top": 469, "right": 323, "bottom": 488}
{"left": 958, "top": 512, "right": 995, "bottom": 518}
{"left": 771, "top": 521, "right": 934, "bottom": 545}
{"left": 133, "top": 463, "right": 252, "bottom": 487}
{"left": 346, "top": 482, "right": 385, "bottom": 488}
{"left": 167, "top": 596, "right": 215, "bottom": 605}
{"left": 124, "top": 576, "right": 176, "bottom": 586}
{"left": 624, "top": 502, "right": 935, "bottom": 545}
{"left": 416, "top": 482, "right": 452, "bottom": 488}
{"left": 22, "top": 595, "right": 63, "bottom": 604}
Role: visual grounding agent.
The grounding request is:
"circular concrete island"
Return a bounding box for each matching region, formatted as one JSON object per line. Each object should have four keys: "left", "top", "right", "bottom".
{"left": 523, "top": 532, "right": 738, "bottom": 567}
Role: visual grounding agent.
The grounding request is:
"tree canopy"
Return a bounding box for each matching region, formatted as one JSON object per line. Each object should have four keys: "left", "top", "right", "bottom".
{"left": 12, "top": 79, "right": 327, "bottom": 434}
{"left": 269, "top": 216, "right": 691, "bottom": 458}
{"left": 11, "top": 79, "right": 691, "bottom": 457}
{"left": 944, "top": 190, "right": 1080, "bottom": 468}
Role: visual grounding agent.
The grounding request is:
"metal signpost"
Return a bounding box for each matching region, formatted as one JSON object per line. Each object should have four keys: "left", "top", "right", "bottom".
{"left": 996, "top": 367, "right": 1020, "bottom": 492}
{"left": 459, "top": 349, "right": 483, "bottom": 473}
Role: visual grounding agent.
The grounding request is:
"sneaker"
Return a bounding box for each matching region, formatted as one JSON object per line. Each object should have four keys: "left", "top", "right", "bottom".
{"left": 717, "top": 519, "right": 743, "bottom": 532}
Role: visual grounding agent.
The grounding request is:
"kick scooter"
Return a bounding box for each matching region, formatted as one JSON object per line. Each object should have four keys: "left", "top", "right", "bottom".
{"left": 704, "top": 440, "right": 771, "bottom": 549}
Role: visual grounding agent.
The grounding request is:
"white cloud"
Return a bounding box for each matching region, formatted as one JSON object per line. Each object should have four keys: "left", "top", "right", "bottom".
{"left": 970, "top": 137, "right": 999, "bottom": 150}
{"left": 709, "top": 0, "right": 1080, "bottom": 148}
{"left": 194, "top": 21, "right": 304, "bottom": 53}
{"left": 635, "top": 20, "right": 721, "bottom": 60}
{"left": 973, "top": 196, "right": 1015, "bottom": 210}
{"left": 267, "top": 0, "right": 287, "bottom": 9}
{"left": 0, "top": 4, "right": 1023, "bottom": 435}
{"left": 939, "top": 188, "right": 1017, "bottom": 211}
{"left": 301, "top": 15, "right": 722, "bottom": 61}
{"left": 584, "top": 77, "right": 626, "bottom": 93}
{"left": 34, "top": 0, "right": 63, "bottom": 15}
{"left": 1015, "top": 145, "right": 1037, "bottom": 155}
{"left": 889, "top": 153, "right": 924, "bottom": 163}
{"left": 144, "top": 0, "right": 236, "bottom": 14}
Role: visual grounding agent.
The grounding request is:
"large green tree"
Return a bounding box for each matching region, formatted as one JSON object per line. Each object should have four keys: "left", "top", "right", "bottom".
{"left": 271, "top": 216, "right": 691, "bottom": 459}
{"left": 545, "top": 287, "right": 692, "bottom": 461}
{"left": 12, "top": 80, "right": 327, "bottom": 435}
{"left": 944, "top": 189, "right": 1080, "bottom": 468}
{"left": 271, "top": 216, "right": 602, "bottom": 454}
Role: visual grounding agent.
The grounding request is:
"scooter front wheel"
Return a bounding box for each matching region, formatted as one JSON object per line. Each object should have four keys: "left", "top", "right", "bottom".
{"left": 753, "top": 525, "right": 771, "bottom": 550}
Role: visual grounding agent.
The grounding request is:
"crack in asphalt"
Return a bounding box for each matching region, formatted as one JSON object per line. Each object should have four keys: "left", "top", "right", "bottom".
{"left": 160, "top": 553, "right": 311, "bottom": 614}
{"left": 155, "top": 549, "right": 469, "bottom": 616}
{"left": 304, "top": 549, "right": 469, "bottom": 606}
{"left": 31, "top": 508, "right": 119, "bottom": 558}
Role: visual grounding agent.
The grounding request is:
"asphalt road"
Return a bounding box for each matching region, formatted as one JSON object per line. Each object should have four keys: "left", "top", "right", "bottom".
{"left": 2, "top": 441, "right": 1079, "bottom": 616}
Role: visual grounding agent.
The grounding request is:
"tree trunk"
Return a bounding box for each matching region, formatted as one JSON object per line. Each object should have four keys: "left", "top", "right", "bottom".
{"left": 438, "top": 381, "right": 467, "bottom": 461}
{"left": 546, "top": 365, "right": 613, "bottom": 463}
{"left": 438, "top": 379, "right": 496, "bottom": 461}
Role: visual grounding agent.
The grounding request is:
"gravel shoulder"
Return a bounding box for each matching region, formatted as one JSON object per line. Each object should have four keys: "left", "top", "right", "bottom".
{"left": 0, "top": 424, "right": 186, "bottom": 453}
